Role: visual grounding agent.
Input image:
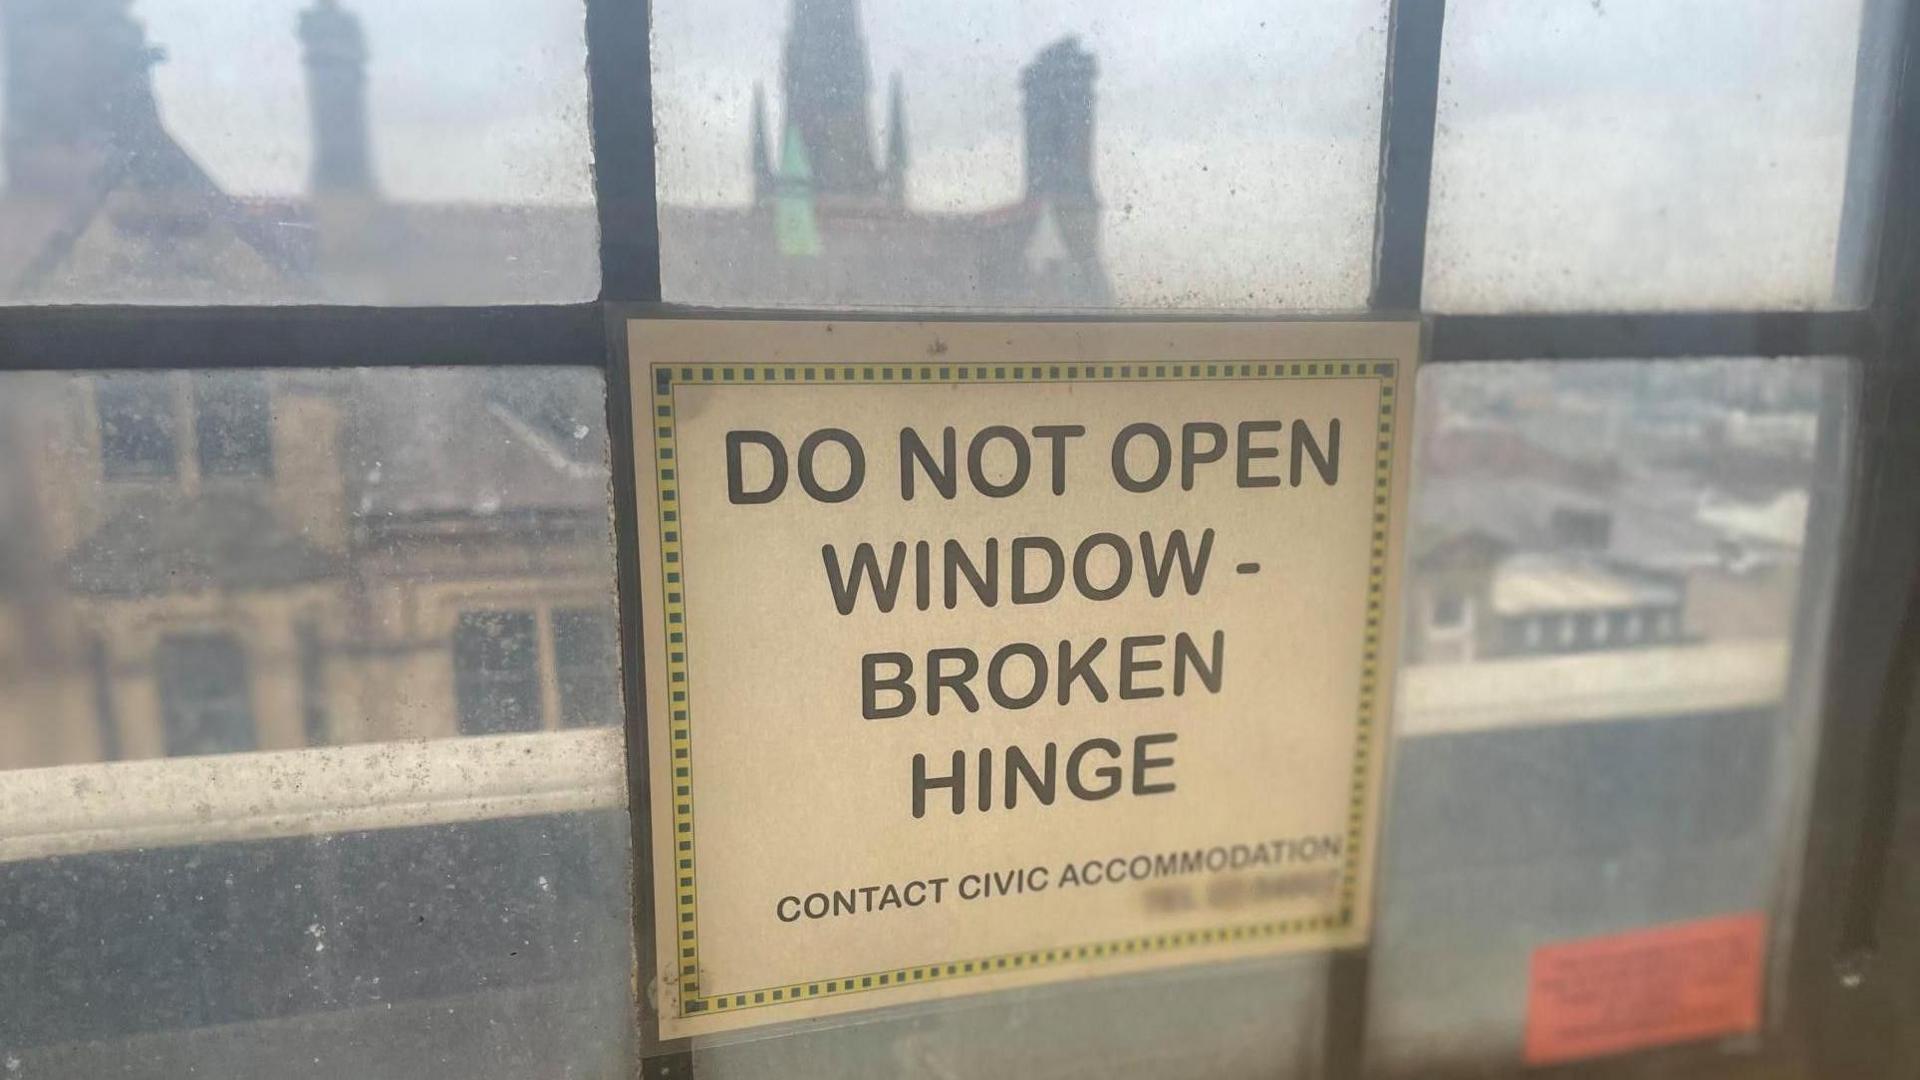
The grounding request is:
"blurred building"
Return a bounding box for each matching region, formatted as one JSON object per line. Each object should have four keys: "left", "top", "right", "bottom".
{"left": 0, "top": 0, "right": 1108, "bottom": 308}
{"left": 0, "top": 0, "right": 595, "bottom": 303}
{"left": 1408, "top": 522, "right": 1688, "bottom": 667}
{"left": 661, "top": 1, "right": 1112, "bottom": 307}
{"left": 1405, "top": 367, "right": 1815, "bottom": 666}
{"left": 0, "top": 368, "right": 618, "bottom": 769}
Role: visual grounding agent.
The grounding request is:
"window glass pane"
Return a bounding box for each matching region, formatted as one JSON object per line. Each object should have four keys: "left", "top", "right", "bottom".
{"left": 1367, "top": 358, "right": 1850, "bottom": 1071}
{"left": 194, "top": 371, "right": 275, "bottom": 478}
{"left": 96, "top": 372, "right": 179, "bottom": 479}
{"left": 156, "top": 632, "right": 257, "bottom": 755}
{"left": 1424, "top": 0, "right": 1894, "bottom": 312}
{"left": 652, "top": 0, "right": 1390, "bottom": 310}
{"left": 0, "top": 1, "right": 598, "bottom": 305}
{"left": 0, "top": 366, "right": 631, "bottom": 1077}
{"left": 454, "top": 610, "right": 544, "bottom": 735}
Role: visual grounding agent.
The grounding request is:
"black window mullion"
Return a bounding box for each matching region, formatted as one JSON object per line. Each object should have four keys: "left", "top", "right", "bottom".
{"left": 580, "top": 0, "right": 678, "bottom": 1061}
{"left": 1328, "top": 3, "right": 1450, "bottom": 1073}
{"left": 1788, "top": 4, "right": 1920, "bottom": 1074}
{"left": 587, "top": 0, "right": 663, "bottom": 304}
{"left": 1368, "top": 0, "right": 1446, "bottom": 314}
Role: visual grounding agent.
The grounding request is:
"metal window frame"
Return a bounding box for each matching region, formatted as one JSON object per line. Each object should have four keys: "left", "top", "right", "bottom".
{"left": 0, "top": 0, "right": 1915, "bottom": 1076}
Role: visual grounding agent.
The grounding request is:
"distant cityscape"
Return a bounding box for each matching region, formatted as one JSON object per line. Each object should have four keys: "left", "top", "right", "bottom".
{"left": 1407, "top": 362, "right": 1821, "bottom": 667}
{"left": 0, "top": 1, "right": 1828, "bottom": 771}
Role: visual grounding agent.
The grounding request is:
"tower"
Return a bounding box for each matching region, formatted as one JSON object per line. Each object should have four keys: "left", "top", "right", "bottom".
{"left": 780, "top": 0, "right": 880, "bottom": 198}
{"left": 299, "top": 0, "right": 375, "bottom": 196}
{"left": 1019, "top": 38, "right": 1108, "bottom": 304}
{"left": 1020, "top": 37, "right": 1098, "bottom": 206}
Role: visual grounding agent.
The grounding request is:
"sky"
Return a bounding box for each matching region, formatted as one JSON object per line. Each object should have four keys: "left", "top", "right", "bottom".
{"left": 0, "top": 0, "right": 1879, "bottom": 310}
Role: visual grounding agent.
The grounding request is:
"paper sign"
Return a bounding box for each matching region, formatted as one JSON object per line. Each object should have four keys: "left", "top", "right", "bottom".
{"left": 628, "top": 320, "right": 1417, "bottom": 1037}
{"left": 1525, "top": 913, "right": 1767, "bottom": 1066}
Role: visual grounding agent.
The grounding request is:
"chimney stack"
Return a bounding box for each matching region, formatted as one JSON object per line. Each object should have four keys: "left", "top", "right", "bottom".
{"left": 299, "top": 0, "right": 374, "bottom": 196}
{"left": 1020, "top": 37, "right": 1097, "bottom": 205}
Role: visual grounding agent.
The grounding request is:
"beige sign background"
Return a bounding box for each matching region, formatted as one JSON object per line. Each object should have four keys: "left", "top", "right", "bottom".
{"left": 628, "top": 320, "right": 1418, "bottom": 1038}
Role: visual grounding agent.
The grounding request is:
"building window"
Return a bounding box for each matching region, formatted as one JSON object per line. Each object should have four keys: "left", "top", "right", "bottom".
{"left": 453, "top": 611, "right": 543, "bottom": 735}
{"left": 96, "top": 374, "right": 178, "bottom": 480}
{"left": 1523, "top": 618, "right": 1543, "bottom": 650}
{"left": 193, "top": 372, "right": 274, "bottom": 478}
{"left": 1429, "top": 591, "right": 1468, "bottom": 629}
{"left": 155, "top": 633, "right": 257, "bottom": 757}
{"left": 553, "top": 608, "right": 619, "bottom": 729}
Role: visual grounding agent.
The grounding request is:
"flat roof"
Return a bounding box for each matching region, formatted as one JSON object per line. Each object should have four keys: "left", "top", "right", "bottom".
{"left": 1398, "top": 638, "right": 1790, "bottom": 738}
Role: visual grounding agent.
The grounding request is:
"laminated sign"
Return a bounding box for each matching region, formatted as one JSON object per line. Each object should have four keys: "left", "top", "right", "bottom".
{"left": 628, "top": 320, "right": 1418, "bottom": 1036}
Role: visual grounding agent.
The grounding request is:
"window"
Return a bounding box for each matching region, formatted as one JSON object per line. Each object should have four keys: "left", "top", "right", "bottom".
{"left": 453, "top": 610, "right": 543, "bottom": 735}
{"left": 2, "top": 0, "right": 1916, "bottom": 1076}
{"left": 193, "top": 372, "right": 274, "bottom": 478}
{"left": 1378, "top": 357, "right": 1850, "bottom": 1071}
{"left": 96, "top": 374, "right": 178, "bottom": 479}
{"left": 553, "top": 607, "right": 619, "bottom": 729}
{"left": 0, "top": 367, "right": 631, "bottom": 1076}
{"left": 155, "top": 633, "right": 256, "bottom": 757}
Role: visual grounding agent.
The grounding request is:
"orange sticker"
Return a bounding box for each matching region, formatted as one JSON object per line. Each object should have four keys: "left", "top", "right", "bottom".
{"left": 1524, "top": 913, "right": 1766, "bottom": 1066}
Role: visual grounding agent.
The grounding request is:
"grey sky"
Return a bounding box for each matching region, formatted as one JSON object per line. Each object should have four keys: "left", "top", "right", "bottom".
{"left": 0, "top": 0, "right": 1876, "bottom": 309}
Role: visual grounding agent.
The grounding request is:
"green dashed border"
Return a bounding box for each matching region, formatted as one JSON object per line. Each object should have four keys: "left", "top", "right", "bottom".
{"left": 649, "top": 359, "right": 1399, "bottom": 1017}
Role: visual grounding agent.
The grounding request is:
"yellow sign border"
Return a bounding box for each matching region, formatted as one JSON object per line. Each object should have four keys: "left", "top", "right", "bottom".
{"left": 646, "top": 357, "right": 1400, "bottom": 1019}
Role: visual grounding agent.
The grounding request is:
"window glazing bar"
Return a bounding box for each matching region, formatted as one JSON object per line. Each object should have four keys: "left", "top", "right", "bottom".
{"left": 0, "top": 305, "right": 603, "bottom": 372}
{"left": 1429, "top": 310, "right": 1875, "bottom": 364}
{"left": 587, "top": 0, "right": 662, "bottom": 303}
{"left": 1368, "top": 0, "right": 1446, "bottom": 313}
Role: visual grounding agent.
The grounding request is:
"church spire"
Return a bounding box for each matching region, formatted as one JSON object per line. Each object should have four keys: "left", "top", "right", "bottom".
{"left": 883, "top": 72, "right": 907, "bottom": 206}
{"left": 780, "top": 0, "right": 880, "bottom": 197}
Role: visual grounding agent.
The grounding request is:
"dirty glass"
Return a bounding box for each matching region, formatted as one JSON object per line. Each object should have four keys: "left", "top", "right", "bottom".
{"left": 0, "top": 1, "right": 598, "bottom": 305}
{"left": 0, "top": 367, "right": 632, "bottom": 1078}
{"left": 1424, "top": 0, "right": 1894, "bottom": 312}
{"left": 651, "top": 0, "right": 1390, "bottom": 311}
{"left": 1367, "top": 358, "right": 1850, "bottom": 1071}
